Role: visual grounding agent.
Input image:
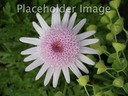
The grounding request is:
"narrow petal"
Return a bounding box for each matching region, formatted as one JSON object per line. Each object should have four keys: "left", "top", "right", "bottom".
{"left": 69, "top": 64, "right": 82, "bottom": 77}
{"left": 75, "top": 59, "right": 89, "bottom": 73}
{"left": 24, "top": 53, "right": 39, "bottom": 62}
{"left": 21, "top": 47, "right": 37, "bottom": 55}
{"left": 77, "top": 30, "right": 96, "bottom": 40}
{"left": 62, "top": 7, "right": 71, "bottom": 27}
{"left": 44, "top": 68, "right": 54, "bottom": 86}
{"left": 73, "top": 19, "right": 86, "bottom": 34}
{"left": 52, "top": 6, "right": 61, "bottom": 26}
{"left": 77, "top": 54, "right": 95, "bottom": 65}
{"left": 68, "top": 12, "right": 77, "bottom": 30}
{"left": 80, "top": 47, "right": 98, "bottom": 54}
{"left": 20, "top": 37, "right": 40, "bottom": 45}
{"left": 32, "top": 21, "right": 45, "bottom": 36}
{"left": 51, "top": 8, "right": 56, "bottom": 26}
{"left": 53, "top": 67, "right": 61, "bottom": 88}
{"left": 35, "top": 64, "right": 49, "bottom": 80}
{"left": 36, "top": 13, "right": 50, "bottom": 31}
{"left": 25, "top": 58, "right": 44, "bottom": 72}
{"left": 80, "top": 39, "right": 99, "bottom": 46}
{"left": 62, "top": 67, "right": 70, "bottom": 83}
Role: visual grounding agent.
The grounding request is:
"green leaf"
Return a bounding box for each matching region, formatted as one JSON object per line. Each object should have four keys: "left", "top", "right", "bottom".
{"left": 95, "top": 60, "right": 107, "bottom": 74}
{"left": 109, "top": 0, "right": 121, "bottom": 9}
{"left": 123, "top": 83, "right": 128, "bottom": 94}
{"left": 86, "top": 25, "right": 97, "bottom": 31}
{"left": 112, "top": 58, "right": 127, "bottom": 72}
{"left": 113, "top": 77, "right": 124, "bottom": 88}
{"left": 112, "top": 42, "right": 126, "bottom": 52}
{"left": 77, "top": 75, "right": 89, "bottom": 86}
{"left": 3, "top": 2, "right": 13, "bottom": 17}
{"left": 111, "top": 24, "right": 123, "bottom": 35}
{"left": 107, "top": 53, "right": 117, "bottom": 63}
{"left": 100, "top": 15, "right": 110, "bottom": 24}
{"left": 104, "top": 90, "right": 115, "bottom": 96}
{"left": 105, "top": 10, "right": 116, "bottom": 20}
{"left": 93, "top": 85, "right": 101, "bottom": 94}
{"left": 106, "top": 32, "right": 114, "bottom": 41}
{"left": 55, "top": 91, "right": 64, "bottom": 96}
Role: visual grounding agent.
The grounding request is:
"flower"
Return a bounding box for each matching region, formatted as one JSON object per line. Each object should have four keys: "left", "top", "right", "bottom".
{"left": 20, "top": 6, "right": 99, "bottom": 88}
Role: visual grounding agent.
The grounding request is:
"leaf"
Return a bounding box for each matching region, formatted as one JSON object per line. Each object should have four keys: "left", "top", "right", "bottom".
{"left": 112, "top": 58, "right": 127, "bottom": 72}
{"left": 123, "top": 83, "right": 128, "bottom": 94}
{"left": 55, "top": 91, "right": 64, "bottom": 96}
{"left": 113, "top": 77, "right": 124, "bottom": 88}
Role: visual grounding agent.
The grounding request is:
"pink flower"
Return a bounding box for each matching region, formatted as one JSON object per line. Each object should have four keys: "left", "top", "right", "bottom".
{"left": 20, "top": 6, "right": 99, "bottom": 88}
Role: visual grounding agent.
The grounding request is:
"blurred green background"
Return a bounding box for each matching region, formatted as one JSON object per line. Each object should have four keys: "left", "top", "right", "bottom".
{"left": 0, "top": 0, "right": 128, "bottom": 96}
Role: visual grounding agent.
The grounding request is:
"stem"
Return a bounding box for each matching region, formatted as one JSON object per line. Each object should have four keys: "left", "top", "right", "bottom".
{"left": 123, "top": 87, "right": 128, "bottom": 94}
{"left": 63, "top": 82, "right": 67, "bottom": 96}
{"left": 84, "top": 86, "right": 90, "bottom": 96}
{"left": 116, "top": 52, "right": 121, "bottom": 64}
{"left": 116, "top": 9, "right": 121, "bottom": 18}
{"left": 114, "top": 35, "right": 117, "bottom": 42}
{"left": 105, "top": 71, "right": 116, "bottom": 79}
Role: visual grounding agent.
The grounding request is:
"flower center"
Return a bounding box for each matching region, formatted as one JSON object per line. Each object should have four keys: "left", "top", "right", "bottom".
{"left": 51, "top": 41, "right": 63, "bottom": 53}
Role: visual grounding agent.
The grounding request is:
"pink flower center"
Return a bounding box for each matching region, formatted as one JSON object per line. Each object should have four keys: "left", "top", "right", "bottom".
{"left": 39, "top": 26, "right": 79, "bottom": 67}
{"left": 51, "top": 41, "right": 63, "bottom": 53}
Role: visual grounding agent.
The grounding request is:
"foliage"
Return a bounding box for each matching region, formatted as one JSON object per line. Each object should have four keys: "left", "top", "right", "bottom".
{"left": 0, "top": 0, "right": 128, "bottom": 96}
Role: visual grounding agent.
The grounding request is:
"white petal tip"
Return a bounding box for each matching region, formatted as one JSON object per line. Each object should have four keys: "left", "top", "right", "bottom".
{"left": 35, "top": 76, "right": 39, "bottom": 80}
{"left": 25, "top": 67, "right": 30, "bottom": 72}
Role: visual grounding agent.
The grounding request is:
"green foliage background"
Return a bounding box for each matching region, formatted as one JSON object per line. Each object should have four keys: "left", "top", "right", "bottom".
{"left": 0, "top": 0, "right": 128, "bottom": 96}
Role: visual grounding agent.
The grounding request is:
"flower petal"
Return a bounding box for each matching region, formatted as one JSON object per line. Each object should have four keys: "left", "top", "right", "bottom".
{"left": 77, "top": 30, "right": 96, "bottom": 40}
{"left": 52, "top": 6, "right": 61, "bottom": 26}
{"left": 68, "top": 12, "right": 77, "bottom": 30}
{"left": 62, "top": 67, "right": 70, "bottom": 83}
{"left": 62, "top": 7, "right": 71, "bottom": 27}
{"left": 75, "top": 59, "right": 89, "bottom": 73}
{"left": 24, "top": 53, "right": 39, "bottom": 62}
{"left": 36, "top": 13, "right": 50, "bottom": 31}
{"left": 53, "top": 67, "right": 61, "bottom": 88}
{"left": 35, "top": 64, "right": 49, "bottom": 80}
{"left": 44, "top": 68, "right": 54, "bottom": 86}
{"left": 80, "top": 39, "right": 99, "bottom": 46}
{"left": 69, "top": 64, "right": 82, "bottom": 77}
{"left": 32, "top": 21, "right": 45, "bottom": 36}
{"left": 80, "top": 47, "right": 98, "bottom": 54}
{"left": 25, "top": 58, "right": 44, "bottom": 72}
{"left": 21, "top": 47, "right": 38, "bottom": 55}
{"left": 77, "top": 54, "right": 95, "bottom": 65}
{"left": 73, "top": 19, "right": 86, "bottom": 34}
{"left": 20, "top": 37, "right": 40, "bottom": 45}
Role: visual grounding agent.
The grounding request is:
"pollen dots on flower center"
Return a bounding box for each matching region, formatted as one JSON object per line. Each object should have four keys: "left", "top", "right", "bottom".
{"left": 39, "top": 26, "right": 79, "bottom": 67}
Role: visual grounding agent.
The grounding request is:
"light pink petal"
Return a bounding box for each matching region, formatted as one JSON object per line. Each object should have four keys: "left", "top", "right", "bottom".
{"left": 36, "top": 13, "right": 50, "bottom": 31}
{"left": 35, "top": 64, "right": 49, "bottom": 80}
{"left": 44, "top": 68, "right": 54, "bottom": 86}
{"left": 77, "top": 54, "right": 95, "bottom": 65}
{"left": 24, "top": 53, "right": 39, "bottom": 62}
{"left": 68, "top": 12, "right": 77, "bottom": 30}
{"left": 62, "top": 67, "right": 70, "bottom": 83}
{"left": 21, "top": 47, "right": 37, "bottom": 55}
{"left": 73, "top": 19, "right": 86, "bottom": 34}
{"left": 69, "top": 64, "right": 82, "bottom": 77}
{"left": 77, "top": 30, "right": 96, "bottom": 40}
{"left": 20, "top": 37, "right": 40, "bottom": 45}
{"left": 51, "top": 6, "right": 61, "bottom": 26}
{"left": 75, "top": 59, "right": 89, "bottom": 73}
{"left": 80, "top": 39, "right": 99, "bottom": 46}
{"left": 62, "top": 7, "right": 71, "bottom": 27}
{"left": 25, "top": 58, "right": 44, "bottom": 72}
{"left": 32, "top": 21, "right": 45, "bottom": 36}
{"left": 80, "top": 47, "right": 98, "bottom": 54}
{"left": 53, "top": 67, "right": 61, "bottom": 88}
